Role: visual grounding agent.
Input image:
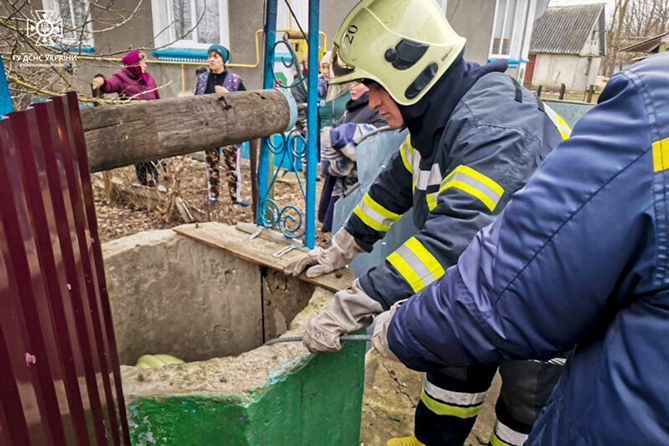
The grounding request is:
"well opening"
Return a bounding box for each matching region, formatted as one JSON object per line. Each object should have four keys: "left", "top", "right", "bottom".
{"left": 102, "top": 224, "right": 317, "bottom": 366}
{"left": 102, "top": 224, "right": 366, "bottom": 445}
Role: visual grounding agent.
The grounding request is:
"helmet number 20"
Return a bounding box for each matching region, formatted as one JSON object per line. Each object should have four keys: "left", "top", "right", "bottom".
{"left": 343, "top": 25, "right": 358, "bottom": 45}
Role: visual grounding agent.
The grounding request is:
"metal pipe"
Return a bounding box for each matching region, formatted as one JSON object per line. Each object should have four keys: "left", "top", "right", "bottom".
{"left": 305, "top": 0, "right": 320, "bottom": 249}
{"left": 181, "top": 63, "right": 186, "bottom": 96}
{"left": 70, "top": 29, "right": 263, "bottom": 69}
{"left": 257, "top": 0, "right": 279, "bottom": 225}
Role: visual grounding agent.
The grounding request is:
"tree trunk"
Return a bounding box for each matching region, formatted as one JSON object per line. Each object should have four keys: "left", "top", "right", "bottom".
{"left": 81, "top": 90, "right": 293, "bottom": 173}
{"left": 608, "top": 0, "right": 631, "bottom": 77}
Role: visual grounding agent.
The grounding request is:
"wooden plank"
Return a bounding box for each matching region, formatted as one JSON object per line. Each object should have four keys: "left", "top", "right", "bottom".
{"left": 81, "top": 90, "right": 291, "bottom": 173}
{"left": 173, "top": 223, "right": 355, "bottom": 293}
{"left": 235, "top": 221, "right": 299, "bottom": 245}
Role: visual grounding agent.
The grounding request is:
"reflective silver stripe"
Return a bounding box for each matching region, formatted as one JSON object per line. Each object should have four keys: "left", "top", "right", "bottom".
{"left": 358, "top": 198, "right": 398, "bottom": 229}
{"left": 414, "top": 163, "right": 442, "bottom": 191}
{"left": 494, "top": 420, "right": 528, "bottom": 446}
{"left": 441, "top": 171, "right": 502, "bottom": 210}
{"left": 529, "top": 358, "right": 566, "bottom": 366}
{"left": 423, "top": 378, "right": 487, "bottom": 406}
{"left": 394, "top": 244, "right": 435, "bottom": 286}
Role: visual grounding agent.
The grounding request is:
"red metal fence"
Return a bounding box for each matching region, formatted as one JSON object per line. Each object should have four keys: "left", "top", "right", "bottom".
{"left": 0, "top": 93, "right": 130, "bottom": 445}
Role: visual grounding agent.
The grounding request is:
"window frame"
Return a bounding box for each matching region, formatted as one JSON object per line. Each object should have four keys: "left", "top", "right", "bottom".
{"left": 488, "top": 0, "right": 530, "bottom": 60}
{"left": 151, "top": 0, "right": 230, "bottom": 51}
{"left": 42, "top": 0, "right": 94, "bottom": 47}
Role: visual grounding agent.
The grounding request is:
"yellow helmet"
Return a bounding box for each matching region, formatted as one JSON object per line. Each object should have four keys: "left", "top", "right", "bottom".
{"left": 330, "top": 0, "right": 466, "bottom": 106}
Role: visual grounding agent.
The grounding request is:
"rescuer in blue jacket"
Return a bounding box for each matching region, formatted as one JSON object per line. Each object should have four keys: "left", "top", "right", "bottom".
{"left": 373, "top": 49, "right": 669, "bottom": 446}
{"left": 284, "top": 0, "right": 571, "bottom": 444}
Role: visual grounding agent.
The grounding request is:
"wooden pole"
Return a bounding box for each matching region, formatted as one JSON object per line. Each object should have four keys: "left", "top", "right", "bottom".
{"left": 559, "top": 83, "right": 566, "bottom": 100}
{"left": 91, "top": 84, "right": 115, "bottom": 202}
{"left": 81, "top": 89, "right": 293, "bottom": 173}
{"left": 586, "top": 84, "right": 595, "bottom": 103}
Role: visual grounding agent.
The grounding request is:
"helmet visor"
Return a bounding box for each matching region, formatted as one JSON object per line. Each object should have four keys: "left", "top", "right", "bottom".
{"left": 330, "top": 44, "right": 356, "bottom": 78}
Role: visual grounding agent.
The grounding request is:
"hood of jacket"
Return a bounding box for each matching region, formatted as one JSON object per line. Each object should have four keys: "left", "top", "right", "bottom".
{"left": 398, "top": 51, "right": 508, "bottom": 157}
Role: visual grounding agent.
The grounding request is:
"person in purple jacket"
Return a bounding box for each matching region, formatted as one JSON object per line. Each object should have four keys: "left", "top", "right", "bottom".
{"left": 92, "top": 51, "right": 163, "bottom": 187}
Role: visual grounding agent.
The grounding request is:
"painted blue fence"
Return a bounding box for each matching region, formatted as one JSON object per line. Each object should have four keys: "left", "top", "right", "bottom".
{"left": 0, "top": 58, "right": 14, "bottom": 116}
{"left": 256, "top": 0, "right": 319, "bottom": 247}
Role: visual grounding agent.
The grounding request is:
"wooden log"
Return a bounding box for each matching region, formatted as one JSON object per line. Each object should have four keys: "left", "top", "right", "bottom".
{"left": 81, "top": 89, "right": 293, "bottom": 173}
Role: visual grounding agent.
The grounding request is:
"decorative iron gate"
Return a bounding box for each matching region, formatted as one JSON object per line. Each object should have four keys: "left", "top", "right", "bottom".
{"left": 257, "top": 0, "right": 321, "bottom": 248}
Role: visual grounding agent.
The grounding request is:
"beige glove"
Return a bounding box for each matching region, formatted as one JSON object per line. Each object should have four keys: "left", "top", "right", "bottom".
{"left": 284, "top": 229, "right": 363, "bottom": 278}
{"left": 371, "top": 300, "right": 406, "bottom": 362}
{"left": 303, "top": 279, "right": 383, "bottom": 353}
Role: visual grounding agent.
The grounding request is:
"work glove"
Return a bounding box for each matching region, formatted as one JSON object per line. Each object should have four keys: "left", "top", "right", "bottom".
{"left": 371, "top": 300, "right": 407, "bottom": 362}
{"left": 284, "top": 228, "right": 363, "bottom": 278}
{"left": 303, "top": 279, "right": 383, "bottom": 353}
{"left": 320, "top": 126, "right": 333, "bottom": 151}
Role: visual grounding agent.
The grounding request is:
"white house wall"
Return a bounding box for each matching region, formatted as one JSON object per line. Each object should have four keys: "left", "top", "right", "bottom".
{"left": 55, "top": 0, "right": 508, "bottom": 98}
{"left": 532, "top": 53, "right": 601, "bottom": 92}
{"left": 447, "top": 0, "right": 495, "bottom": 65}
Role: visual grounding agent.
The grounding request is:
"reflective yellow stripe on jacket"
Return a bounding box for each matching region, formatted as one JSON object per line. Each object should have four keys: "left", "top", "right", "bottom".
{"left": 400, "top": 135, "right": 414, "bottom": 174}
{"left": 426, "top": 192, "right": 439, "bottom": 211}
{"left": 387, "top": 237, "right": 445, "bottom": 292}
{"left": 543, "top": 104, "right": 572, "bottom": 140}
{"left": 353, "top": 193, "right": 401, "bottom": 232}
{"left": 652, "top": 136, "right": 669, "bottom": 172}
{"left": 439, "top": 165, "right": 504, "bottom": 211}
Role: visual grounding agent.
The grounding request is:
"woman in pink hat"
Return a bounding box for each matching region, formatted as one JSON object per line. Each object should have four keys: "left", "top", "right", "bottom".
{"left": 92, "top": 51, "right": 163, "bottom": 187}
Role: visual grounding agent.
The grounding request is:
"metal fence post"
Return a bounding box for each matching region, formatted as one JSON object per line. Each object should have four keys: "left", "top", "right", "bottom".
{"left": 305, "top": 0, "right": 320, "bottom": 249}
{"left": 0, "top": 57, "right": 14, "bottom": 116}
{"left": 257, "top": 0, "right": 278, "bottom": 226}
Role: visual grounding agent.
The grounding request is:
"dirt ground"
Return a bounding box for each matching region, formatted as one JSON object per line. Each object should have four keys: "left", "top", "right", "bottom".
{"left": 94, "top": 155, "right": 332, "bottom": 248}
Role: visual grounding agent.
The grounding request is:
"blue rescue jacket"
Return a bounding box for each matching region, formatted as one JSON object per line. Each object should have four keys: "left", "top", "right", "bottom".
{"left": 388, "top": 51, "right": 669, "bottom": 445}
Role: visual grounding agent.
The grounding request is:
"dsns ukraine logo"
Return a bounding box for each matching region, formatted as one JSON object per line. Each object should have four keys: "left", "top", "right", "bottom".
{"left": 27, "top": 10, "right": 63, "bottom": 46}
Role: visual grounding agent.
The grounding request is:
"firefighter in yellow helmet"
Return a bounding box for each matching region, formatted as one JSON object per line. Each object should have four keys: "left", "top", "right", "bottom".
{"left": 285, "top": 0, "right": 572, "bottom": 445}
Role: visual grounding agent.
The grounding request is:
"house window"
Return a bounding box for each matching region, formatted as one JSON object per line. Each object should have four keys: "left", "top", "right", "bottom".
{"left": 489, "top": 0, "right": 529, "bottom": 59}
{"left": 43, "top": 0, "right": 93, "bottom": 46}
{"left": 152, "top": 0, "right": 230, "bottom": 50}
{"left": 277, "top": 0, "right": 308, "bottom": 32}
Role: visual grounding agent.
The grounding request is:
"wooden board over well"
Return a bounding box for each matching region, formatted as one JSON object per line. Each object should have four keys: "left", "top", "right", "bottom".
{"left": 173, "top": 222, "right": 355, "bottom": 293}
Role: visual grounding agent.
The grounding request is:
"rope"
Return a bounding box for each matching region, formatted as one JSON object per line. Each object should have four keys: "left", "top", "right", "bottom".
{"left": 265, "top": 334, "right": 371, "bottom": 346}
